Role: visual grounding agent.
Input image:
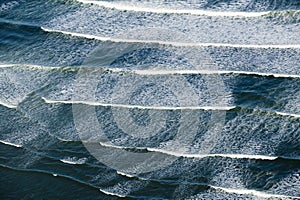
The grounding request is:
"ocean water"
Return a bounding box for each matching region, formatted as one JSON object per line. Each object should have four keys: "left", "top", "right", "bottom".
{"left": 0, "top": 0, "right": 300, "bottom": 199}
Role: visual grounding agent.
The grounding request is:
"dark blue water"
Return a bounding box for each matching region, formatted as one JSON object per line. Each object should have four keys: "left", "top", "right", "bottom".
{"left": 0, "top": 0, "right": 300, "bottom": 199}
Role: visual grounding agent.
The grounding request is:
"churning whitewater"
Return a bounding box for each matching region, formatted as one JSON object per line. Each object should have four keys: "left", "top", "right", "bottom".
{"left": 0, "top": 0, "right": 300, "bottom": 199}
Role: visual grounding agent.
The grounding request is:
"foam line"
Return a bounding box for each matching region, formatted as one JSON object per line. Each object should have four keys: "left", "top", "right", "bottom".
{"left": 2, "top": 63, "right": 300, "bottom": 79}
{"left": 76, "top": 0, "right": 269, "bottom": 17}
{"left": 133, "top": 69, "right": 300, "bottom": 78}
{"left": 59, "top": 160, "right": 77, "bottom": 165}
{"left": 0, "top": 63, "right": 64, "bottom": 70}
{"left": 116, "top": 171, "right": 135, "bottom": 178}
{"left": 99, "top": 142, "right": 277, "bottom": 161}
{"left": 0, "top": 64, "right": 16, "bottom": 68}
{"left": 99, "top": 189, "right": 126, "bottom": 198}
{"left": 42, "top": 98, "right": 300, "bottom": 118}
{"left": 210, "top": 185, "right": 300, "bottom": 199}
{"left": 113, "top": 172, "right": 300, "bottom": 199}
{"left": 41, "top": 28, "right": 300, "bottom": 49}
{"left": 0, "top": 140, "right": 22, "bottom": 148}
{"left": 149, "top": 148, "right": 278, "bottom": 160}
{"left": 59, "top": 159, "right": 86, "bottom": 165}
{"left": 0, "top": 101, "right": 17, "bottom": 109}
{"left": 42, "top": 97, "right": 235, "bottom": 111}
{"left": 275, "top": 112, "right": 300, "bottom": 118}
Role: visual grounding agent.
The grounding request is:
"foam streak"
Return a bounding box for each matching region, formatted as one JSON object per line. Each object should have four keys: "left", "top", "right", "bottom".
{"left": 76, "top": 0, "right": 269, "bottom": 17}
{"left": 0, "top": 140, "right": 22, "bottom": 148}
{"left": 133, "top": 69, "right": 300, "bottom": 78}
{"left": 0, "top": 101, "right": 17, "bottom": 109}
{"left": 41, "top": 28, "right": 300, "bottom": 49}
{"left": 42, "top": 97, "right": 235, "bottom": 111}
{"left": 2, "top": 63, "right": 300, "bottom": 79}
{"left": 99, "top": 189, "right": 126, "bottom": 198}
{"left": 275, "top": 112, "right": 300, "bottom": 118}
{"left": 211, "top": 186, "right": 300, "bottom": 199}
{"left": 99, "top": 142, "right": 277, "bottom": 161}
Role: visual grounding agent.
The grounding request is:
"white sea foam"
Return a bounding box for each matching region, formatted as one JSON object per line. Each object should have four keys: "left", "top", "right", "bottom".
{"left": 108, "top": 170, "right": 300, "bottom": 199}
{"left": 108, "top": 171, "right": 300, "bottom": 199}
{"left": 0, "top": 101, "right": 17, "bottom": 109}
{"left": 0, "top": 64, "right": 15, "bottom": 68}
{"left": 0, "top": 140, "right": 22, "bottom": 148}
{"left": 132, "top": 69, "right": 300, "bottom": 78}
{"left": 148, "top": 149, "right": 277, "bottom": 160}
{"left": 42, "top": 97, "right": 235, "bottom": 111}
{"left": 116, "top": 171, "right": 148, "bottom": 181}
{"left": 2, "top": 63, "right": 300, "bottom": 79}
{"left": 60, "top": 157, "right": 87, "bottom": 165}
{"left": 41, "top": 28, "right": 300, "bottom": 49}
{"left": 116, "top": 171, "right": 135, "bottom": 178}
{"left": 210, "top": 185, "right": 300, "bottom": 199}
{"left": 42, "top": 98, "right": 300, "bottom": 119}
{"left": 76, "top": 0, "right": 269, "bottom": 17}
{"left": 99, "top": 142, "right": 277, "bottom": 160}
{"left": 99, "top": 189, "right": 126, "bottom": 198}
{"left": 275, "top": 112, "right": 300, "bottom": 118}
{"left": 0, "top": 63, "right": 62, "bottom": 70}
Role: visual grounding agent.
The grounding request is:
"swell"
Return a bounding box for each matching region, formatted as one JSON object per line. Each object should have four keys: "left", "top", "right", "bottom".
{"left": 99, "top": 141, "right": 278, "bottom": 161}
{"left": 4, "top": 95, "right": 298, "bottom": 162}
{"left": 1, "top": 63, "right": 300, "bottom": 79}
{"left": 1, "top": 106, "right": 299, "bottom": 198}
{"left": 124, "top": 69, "right": 300, "bottom": 78}
{"left": 115, "top": 171, "right": 300, "bottom": 199}
{"left": 0, "top": 20, "right": 97, "bottom": 67}
{"left": 75, "top": 0, "right": 269, "bottom": 17}
{"left": 210, "top": 185, "right": 300, "bottom": 199}
{"left": 1, "top": 154, "right": 298, "bottom": 199}
{"left": 1, "top": 21, "right": 300, "bottom": 73}
{"left": 3, "top": 1, "right": 299, "bottom": 198}
{"left": 41, "top": 97, "right": 300, "bottom": 119}
{"left": 0, "top": 164, "right": 109, "bottom": 196}
{"left": 75, "top": 0, "right": 300, "bottom": 20}
{"left": 42, "top": 97, "right": 235, "bottom": 111}
{"left": 0, "top": 0, "right": 80, "bottom": 26}
{"left": 74, "top": 0, "right": 300, "bottom": 12}
{"left": 1, "top": 63, "right": 300, "bottom": 116}
{"left": 41, "top": 27, "right": 300, "bottom": 49}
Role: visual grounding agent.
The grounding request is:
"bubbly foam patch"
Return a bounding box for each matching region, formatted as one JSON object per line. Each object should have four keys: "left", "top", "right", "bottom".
{"left": 76, "top": 0, "right": 298, "bottom": 12}
{"left": 76, "top": 0, "right": 269, "bottom": 17}
{"left": 43, "top": 5, "right": 300, "bottom": 45}
{"left": 60, "top": 157, "right": 87, "bottom": 165}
